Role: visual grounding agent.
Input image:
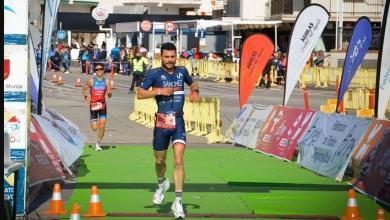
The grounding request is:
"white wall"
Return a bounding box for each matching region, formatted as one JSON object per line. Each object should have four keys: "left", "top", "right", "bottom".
{"left": 149, "top": 5, "right": 180, "bottom": 14}
{"left": 240, "top": 0, "right": 269, "bottom": 20}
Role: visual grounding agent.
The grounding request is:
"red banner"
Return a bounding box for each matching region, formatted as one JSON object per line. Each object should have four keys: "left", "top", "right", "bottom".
{"left": 28, "top": 118, "right": 65, "bottom": 187}
{"left": 352, "top": 129, "right": 390, "bottom": 205}
{"left": 255, "top": 106, "right": 316, "bottom": 161}
{"left": 239, "top": 34, "right": 274, "bottom": 108}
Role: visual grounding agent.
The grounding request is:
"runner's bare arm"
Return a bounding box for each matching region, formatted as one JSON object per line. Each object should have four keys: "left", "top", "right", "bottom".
{"left": 106, "top": 78, "right": 112, "bottom": 98}
{"left": 82, "top": 78, "right": 93, "bottom": 103}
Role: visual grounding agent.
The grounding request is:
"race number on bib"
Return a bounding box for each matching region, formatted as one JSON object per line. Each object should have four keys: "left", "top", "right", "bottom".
{"left": 91, "top": 102, "right": 103, "bottom": 111}
{"left": 156, "top": 113, "right": 176, "bottom": 129}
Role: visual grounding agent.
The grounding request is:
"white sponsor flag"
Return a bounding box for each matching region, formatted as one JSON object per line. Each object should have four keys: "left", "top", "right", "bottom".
{"left": 377, "top": 1, "right": 390, "bottom": 119}
{"left": 41, "top": 0, "right": 61, "bottom": 76}
{"left": 283, "top": 4, "right": 329, "bottom": 106}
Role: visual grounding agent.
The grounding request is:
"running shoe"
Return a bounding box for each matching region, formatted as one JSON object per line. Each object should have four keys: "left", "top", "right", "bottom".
{"left": 171, "top": 198, "right": 185, "bottom": 219}
{"left": 95, "top": 142, "right": 102, "bottom": 151}
{"left": 152, "top": 178, "right": 170, "bottom": 204}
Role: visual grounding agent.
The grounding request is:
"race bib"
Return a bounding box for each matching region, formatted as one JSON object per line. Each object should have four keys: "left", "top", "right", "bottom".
{"left": 91, "top": 102, "right": 103, "bottom": 111}
{"left": 156, "top": 113, "right": 176, "bottom": 129}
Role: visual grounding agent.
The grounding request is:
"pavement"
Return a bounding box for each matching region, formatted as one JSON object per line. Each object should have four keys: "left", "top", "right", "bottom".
{"left": 25, "top": 63, "right": 337, "bottom": 219}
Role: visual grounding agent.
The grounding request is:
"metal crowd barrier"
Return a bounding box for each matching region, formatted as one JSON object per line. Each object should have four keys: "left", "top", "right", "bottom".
{"left": 129, "top": 94, "right": 225, "bottom": 144}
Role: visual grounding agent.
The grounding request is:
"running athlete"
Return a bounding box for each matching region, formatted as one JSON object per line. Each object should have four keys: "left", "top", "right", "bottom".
{"left": 137, "top": 42, "right": 200, "bottom": 219}
{"left": 82, "top": 63, "right": 112, "bottom": 151}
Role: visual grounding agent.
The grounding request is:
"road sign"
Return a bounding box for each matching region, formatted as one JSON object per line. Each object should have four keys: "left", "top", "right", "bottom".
{"left": 164, "top": 21, "right": 175, "bottom": 32}
{"left": 57, "top": 30, "right": 66, "bottom": 39}
{"left": 92, "top": 7, "right": 109, "bottom": 21}
{"left": 140, "top": 20, "right": 152, "bottom": 32}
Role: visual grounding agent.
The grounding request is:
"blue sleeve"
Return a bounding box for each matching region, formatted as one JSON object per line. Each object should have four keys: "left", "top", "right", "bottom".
{"left": 183, "top": 67, "right": 193, "bottom": 86}
{"left": 140, "top": 69, "right": 154, "bottom": 90}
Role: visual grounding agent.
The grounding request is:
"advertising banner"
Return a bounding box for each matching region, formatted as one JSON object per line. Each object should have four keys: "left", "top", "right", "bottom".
{"left": 352, "top": 129, "right": 390, "bottom": 206}
{"left": 298, "top": 113, "right": 371, "bottom": 181}
{"left": 256, "top": 106, "right": 316, "bottom": 161}
{"left": 4, "top": 0, "right": 29, "bottom": 214}
{"left": 376, "top": 0, "right": 390, "bottom": 119}
{"left": 351, "top": 119, "right": 390, "bottom": 178}
{"left": 234, "top": 104, "right": 272, "bottom": 149}
{"left": 239, "top": 34, "right": 274, "bottom": 108}
{"left": 33, "top": 109, "right": 85, "bottom": 170}
{"left": 283, "top": 4, "right": 329, "bottom": 106}
{"left": 225, "top": 105, "right": 251, "bottom": 143}
{"left": 337, "top": 17, "right": 372, "bottom": 110}
{"left": 29, "top": 118, "right": 65, "bottom": 187}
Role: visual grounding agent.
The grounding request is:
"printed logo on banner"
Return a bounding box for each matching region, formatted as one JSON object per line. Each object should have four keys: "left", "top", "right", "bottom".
{"left": 4, "top": 47, "right": 28, "bottom": 92}
{"left": 4, "top": 4, "right": 16, "bottom": 14}
{"left": 4, "top": 174, "right": 15, "bottom": 203}
{"left": 4, "top": 59, "right": 10, "bottom": 80}
{"left": 4, "top": 109, "right": 27, "bottom": 153}
{"left": 256, "top": 106, "right": 316, "bottom": 161}
{"left": 4, "top": 0, "right": 28, "bottom": 36}
{"left": 297, "top": 113, "right": 371, "bottom": 181}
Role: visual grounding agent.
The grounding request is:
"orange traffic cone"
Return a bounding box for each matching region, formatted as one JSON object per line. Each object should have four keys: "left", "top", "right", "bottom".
{"left": 44, "top": 183, "right": 66, "bottom": 215}
{"left": 83, "top": 185, "right": 106, "bottom": 217}
{"left": 57, "top": 76, "right": 64, "bottom": 85}
{"left": 75, "top": 77, "right": 81, "bottom": 87}
{"left": 110, "top": 79, "right": 115, "bottom": 89}
{"left": 70, "top": 203, "right": 80, "bottom": 220}
{"left": 376, "top": 208, "right": 385, "bottom": 220}
{"left": 51, "top": 74, "right": 58, "bottom": 83}
{"left": 341, "top": 189, "right": 363, "bottom": 220}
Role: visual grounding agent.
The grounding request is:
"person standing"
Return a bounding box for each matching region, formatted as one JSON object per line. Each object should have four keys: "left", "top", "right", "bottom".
{"left": 137, "top": 42, "right": 200, "bottom": 219}
{"left": 129, "top": 51, "right": 148, "bottom": 93}
{"left": 82, "top": 63, "right": 112, "bottom": 151}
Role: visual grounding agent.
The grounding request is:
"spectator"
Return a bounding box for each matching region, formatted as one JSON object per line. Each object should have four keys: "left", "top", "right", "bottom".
{"left": 129, "top": 51, "right": 148, "bottom": 93}
{"left": 62, "top": 46, "right": 71, "bottom": 74}
{"left": 110, "top": 45, "right": 120, "bottom": 73}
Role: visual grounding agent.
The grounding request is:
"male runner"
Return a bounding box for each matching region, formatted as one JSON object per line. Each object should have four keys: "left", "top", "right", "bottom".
{"left": 82, "top": 63, "right": 112, "bottom": 151}
{"left": 137, "top": 42, "right": 200, "bottom": 219}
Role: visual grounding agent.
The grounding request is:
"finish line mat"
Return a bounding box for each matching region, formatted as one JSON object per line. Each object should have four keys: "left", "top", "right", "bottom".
{"left": 64, "top": 146, "right": 386, "bottom": 219}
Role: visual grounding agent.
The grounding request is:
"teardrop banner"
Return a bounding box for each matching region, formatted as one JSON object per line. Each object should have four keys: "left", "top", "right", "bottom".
{"left": 283, "top": 4, "right": 329, "bottom": 106}
{"left": 336, "top": 16, "right": 372, "bottom": 112}
{"left": 239, "top": 34, "right": 274, "bottom": 109}
{"left": 375, "top": 0, "right": 390, "bottom": 119}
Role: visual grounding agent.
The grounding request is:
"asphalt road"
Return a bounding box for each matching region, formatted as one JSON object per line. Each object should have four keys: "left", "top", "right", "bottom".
{"left": 42, "top": 65, "right": 335, "bottom": 146}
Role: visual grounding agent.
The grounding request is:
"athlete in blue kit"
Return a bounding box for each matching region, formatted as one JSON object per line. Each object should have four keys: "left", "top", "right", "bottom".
{"left": 137, "top": 42, "right": 199, "bottom": 219}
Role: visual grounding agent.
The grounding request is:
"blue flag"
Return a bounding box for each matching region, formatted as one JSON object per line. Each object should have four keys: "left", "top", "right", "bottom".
{"left": 337, "top": 17, "right": 372, "bottom": 111}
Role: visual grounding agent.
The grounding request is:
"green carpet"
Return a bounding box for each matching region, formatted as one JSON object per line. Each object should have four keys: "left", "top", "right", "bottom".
{"left": 65, "top": 146, "right": 388, "bottom": 219}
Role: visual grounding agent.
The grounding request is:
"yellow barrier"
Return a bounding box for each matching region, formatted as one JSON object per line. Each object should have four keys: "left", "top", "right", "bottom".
{"left": 152, "top": 58, "right": 380, "bottom": 92}
{"left": 129, "top": 95, "right": 225, "bottom": 143}
{"left": 356, "top": 109, "right": 374, "bottom": 118}
{"left": 320, "top": 104, "right": 336, "bottom": 113}
{"left": 327, "top": 99, "right": 337, "bottom": 105}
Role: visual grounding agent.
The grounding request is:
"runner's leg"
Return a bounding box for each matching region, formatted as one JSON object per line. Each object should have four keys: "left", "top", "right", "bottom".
{"left": 172, "top": 143, "right": 185, "bottom": 191}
